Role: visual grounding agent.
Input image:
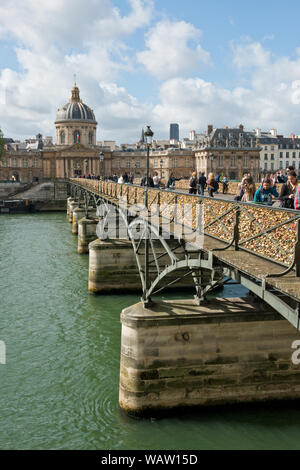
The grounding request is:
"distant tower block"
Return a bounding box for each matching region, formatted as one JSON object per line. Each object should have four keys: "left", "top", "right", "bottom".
{"left": 170, "top": 123, "right": 179, "bottom": 141}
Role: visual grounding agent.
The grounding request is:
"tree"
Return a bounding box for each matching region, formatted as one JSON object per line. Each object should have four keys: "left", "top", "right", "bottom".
{"left": 0, "top": 128, "right": 5, "bottom": 161}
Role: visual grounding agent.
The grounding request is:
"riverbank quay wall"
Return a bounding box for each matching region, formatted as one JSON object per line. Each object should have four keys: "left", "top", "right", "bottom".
{"left": 0, "top": 181, "right": 68, "bottom": 213}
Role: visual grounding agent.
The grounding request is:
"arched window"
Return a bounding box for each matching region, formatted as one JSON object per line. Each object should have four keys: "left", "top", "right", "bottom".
{"left": 88, "top": 131, "right": 93, "bottom": 145}
{"left": 61, "top": 131, "right": 65, "bottom": 145}
{"left": 74, "top": 130, "right": 80, "bottom": 144}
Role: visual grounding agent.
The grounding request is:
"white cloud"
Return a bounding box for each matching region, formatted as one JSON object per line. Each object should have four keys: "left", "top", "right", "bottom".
{"left": 0, "top": 0, "right": 154, "bottom": 142}
{"left": 152, "top": 43, "right": 300, "bottom": 137}
{"left": 137, "top": 20, "right": 211, "bottom": 80}
{"left": 0, "top": 0, "right": 154, "bottom": 51}
{"left": 232, "top": 41, "right": 270, "bottom": 69}
{"left": 2, "top": 4, "right": 300, "bottom": 147}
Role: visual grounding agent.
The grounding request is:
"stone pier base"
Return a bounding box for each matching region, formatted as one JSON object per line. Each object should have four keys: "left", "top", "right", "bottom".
{"left": 72, "top": 207, "right": 86, "bottom": 235}
{"left": 78, "top": 218, "right": 99, "bottom": 254}
{"left": 88, "top": 239, "right": 139, "bottom": 293}
{"left": 69, "top": 201, "right": 78, "bottom": 223}
{"left": 119, "top": 298, "right": 300, "bottom": 416}
{"left": 67, "top": 197, "right": 75, "bottom": 218}
{"left": 72, "top": 207, "right": 96, "bottom": 235}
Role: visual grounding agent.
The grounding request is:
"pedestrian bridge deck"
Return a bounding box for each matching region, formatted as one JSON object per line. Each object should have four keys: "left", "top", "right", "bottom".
{"left": 69, "top": 179, "right": 300, "bottom": 329}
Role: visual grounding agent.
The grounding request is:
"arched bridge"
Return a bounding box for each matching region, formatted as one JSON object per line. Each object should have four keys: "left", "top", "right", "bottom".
{"left": 69, "top": 178, "right": 300, "bottom": 331}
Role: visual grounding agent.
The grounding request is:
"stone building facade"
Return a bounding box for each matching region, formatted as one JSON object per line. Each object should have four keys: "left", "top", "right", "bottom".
{"left": 0, "top": 86, "right": 261, "bottom": 184}
{"left": 110, "top": 149, "right": 195, "bottom": 180}
{"left": 0, "top": 144, "right": 43, "bottom": 183}
{"left": 195, "top": 126, "right": 261, "bottom": 181}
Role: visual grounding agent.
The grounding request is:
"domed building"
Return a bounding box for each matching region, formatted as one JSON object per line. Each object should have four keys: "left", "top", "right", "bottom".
{"left": 39, "top": 82, "right": 112, "bottom": 179}
{"left": 55, "top": 83, "right": 97, "bottom": 146}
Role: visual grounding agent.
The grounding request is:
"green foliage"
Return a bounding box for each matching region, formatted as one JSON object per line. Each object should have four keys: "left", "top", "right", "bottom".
{"left": 0, "top": 129, "right": 5, "bottom": 161}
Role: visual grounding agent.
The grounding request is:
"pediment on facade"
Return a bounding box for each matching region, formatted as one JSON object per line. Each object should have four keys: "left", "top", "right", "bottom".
{"left": 58, "top": 143, "right": 97, "bottom": 157}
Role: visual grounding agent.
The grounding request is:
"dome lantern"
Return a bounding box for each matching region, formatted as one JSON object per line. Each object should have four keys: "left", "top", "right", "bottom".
{"left": 70, "top": 83, "right": 81, "bottom": 103}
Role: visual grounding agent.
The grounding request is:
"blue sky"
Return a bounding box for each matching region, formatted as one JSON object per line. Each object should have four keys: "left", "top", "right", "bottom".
{"left": 1, "top": 0, "right": 300, "bottom": 143}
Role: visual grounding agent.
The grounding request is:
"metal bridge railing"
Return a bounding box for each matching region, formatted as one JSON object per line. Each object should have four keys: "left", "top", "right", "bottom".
{"left": 70, "top": 179, "right": 300, "bottom": 270}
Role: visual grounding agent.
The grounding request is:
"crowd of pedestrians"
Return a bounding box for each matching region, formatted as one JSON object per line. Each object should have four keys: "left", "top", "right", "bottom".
{"left": 77, "top": 167, "right": 300, "bottom": 210}
{"left": 188, "top": 172, "right": 229, "bottom": 197}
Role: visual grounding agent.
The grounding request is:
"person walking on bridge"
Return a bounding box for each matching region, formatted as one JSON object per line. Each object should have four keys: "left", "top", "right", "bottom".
{"left": 198, "top": 172, "right": 207, "bottom": 196}
{"left": 189, "top": 172, "right": 198, "bottom": 195}
{"left": 207, "top": 173, "right": 219, "bottom": 198}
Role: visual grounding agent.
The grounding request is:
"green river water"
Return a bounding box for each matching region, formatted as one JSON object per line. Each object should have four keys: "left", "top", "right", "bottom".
{"left": 1, "top": 212, "right": 300, "bottom": 450}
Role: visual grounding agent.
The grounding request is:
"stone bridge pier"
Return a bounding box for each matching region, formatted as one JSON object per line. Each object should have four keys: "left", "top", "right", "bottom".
{"left": 119, "top": 298, "right": 300, "bottom": 417}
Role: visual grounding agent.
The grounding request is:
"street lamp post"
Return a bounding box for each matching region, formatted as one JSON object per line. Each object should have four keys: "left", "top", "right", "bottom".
{"left": 99, "top": 152, "right": 104, "bottom": 179}
{"left": 84, "top": 159, "right": 89, "bottom": 176}
{"left": 160, "top": 159, "right": 163, "bottom": 180}
{"left": 143, "top": 125, "right": 154, "bottom": 307}
{"left": 209, "top": 153, "right": 214, "bottom": 173}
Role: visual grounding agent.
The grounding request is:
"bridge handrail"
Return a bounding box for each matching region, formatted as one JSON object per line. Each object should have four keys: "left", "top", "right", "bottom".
{"left": 70, "top": 178, "right": 300, "bottom": 269}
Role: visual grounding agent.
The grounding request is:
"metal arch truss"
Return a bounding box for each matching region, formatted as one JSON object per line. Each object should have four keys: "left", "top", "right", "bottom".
{"left": 126, "top": 217, "right": 225, "bottom": 305}
{"left": 70, "top": 184, "right": 98, "bottom": 219}
{"left": 69, "top": 182, "right": 225, "bottom": 305}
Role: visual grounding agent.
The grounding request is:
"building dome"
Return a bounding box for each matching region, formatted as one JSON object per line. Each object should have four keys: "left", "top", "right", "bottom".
{"left": 55, "top": 82, "right": 98, "bottom": 146}
{"left": 56, "top": 84, "right": 96, "bottom": 123}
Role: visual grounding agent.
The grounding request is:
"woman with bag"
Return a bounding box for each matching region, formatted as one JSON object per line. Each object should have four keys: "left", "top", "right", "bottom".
{"left": 280, "top": 171, "right": 298, "bottom": 209}
{"left": 207, "top": 173, "right": 219, "bottom": 198}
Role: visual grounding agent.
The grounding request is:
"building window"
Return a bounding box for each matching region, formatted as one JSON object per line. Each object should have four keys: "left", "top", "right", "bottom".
{"left": 23, "top": 158, "right": 28, "bottom": 168}
{"left": 293, "top": 161, "right": 296, "bottom": 169}
{"left": 243, "top": 156, "right": 249, "bottom": 167}
{"left": 60, "top": 131, "right": 65, "bottom": 145}
{"left": 264, "top": 163, "right": 268, "bottom": 171}
{"left": 264, "top": 154, "right": 268, "bottom": 161}
{"left": 286, "top": 162, "right": 290, "bottom": 168}
{"left": 219, "top": 156, "right": 224, "bottom": 167}
{"left": 136, "top": 160, "right": 140, "bottom": 168}
{"left": 126, "top": 160, "right": 131, "bottom": 169}
{"left": 154, "top": 159, "right": 158, "bottom": 167}
{"left": 286, "top": 152, "right": 289, "bottom": 158}
{"left": 280, "top": 161, "right": 283, "bottom": 170}
{"left": 88, "top": 132, "right": 93, "bottom": 145}
{"left": 271, "top": 163, "right": 274, "bottom": 171}
{"left": 74, "top": 131, "right": 80, "bottom": 144}
{"left": 293, "top": 152, "right": 296, "bottom": 158}
{"left": 12, "top": 158, "right": 17, "bottom": 168}
{"left": 271, "top": 154, "right": 274, "bottom": 161}
{"left": 280, "top": 152, "right": 283, "bottom": 158}
{"left": 231, "top": 156, "right": 236, "bottom": 167}
{"left": 34, "top": 159, "right": 39, "bottom": 168}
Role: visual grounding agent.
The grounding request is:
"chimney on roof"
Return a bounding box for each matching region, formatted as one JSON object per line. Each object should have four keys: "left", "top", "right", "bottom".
{"left": 207, "top": 125, "right": 213, "bottom": 135}
{"left": 239, "top": 124, "right": 244, "bottom": 132}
